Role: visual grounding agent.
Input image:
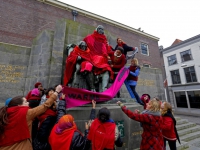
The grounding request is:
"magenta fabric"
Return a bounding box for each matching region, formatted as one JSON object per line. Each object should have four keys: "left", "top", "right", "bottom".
{"left": 63, "top": 67, "right": 130, "bottom": 108}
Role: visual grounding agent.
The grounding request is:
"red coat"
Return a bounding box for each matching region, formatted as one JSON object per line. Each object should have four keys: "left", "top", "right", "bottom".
{"left": 87, "top": 119, "right": 115, "bottom": 150}
{"left": 122, "top": 106, "right": 164, "bottom": 150}
{"left": 162, "top": 116, "right": 177, "bottom": 140}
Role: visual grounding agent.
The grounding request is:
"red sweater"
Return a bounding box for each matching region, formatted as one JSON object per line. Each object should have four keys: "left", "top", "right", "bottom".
{"left": 162, "top": 116, "right": 177, "bottom": 141}
{"left": 108, "top": 51, "right": 126, "bottom": 72}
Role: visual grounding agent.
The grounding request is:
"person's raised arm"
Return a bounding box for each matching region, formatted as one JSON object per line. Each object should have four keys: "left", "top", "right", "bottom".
{"left": 27, "top": 85, "right": 62, "bottom": 121}
{"left": 56, "top": 94, "right": 66, "bottom": 123}
{"left": 89, "top": 100, "right": 96, "bottom": 120}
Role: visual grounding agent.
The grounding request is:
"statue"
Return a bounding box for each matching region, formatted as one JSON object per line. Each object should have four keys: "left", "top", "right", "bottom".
{"left": 83, "top": 25, "right": 113, "bottom": 92}
{"left": 63, "top": 40, "right": 113, "bottom": 92}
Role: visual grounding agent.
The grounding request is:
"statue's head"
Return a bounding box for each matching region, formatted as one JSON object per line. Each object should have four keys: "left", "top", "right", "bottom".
{"left": 96, "top": 25, "right": 104, "bottom": 35}
{"left": 78, "top": 41, "right": 87, "bottom": 51}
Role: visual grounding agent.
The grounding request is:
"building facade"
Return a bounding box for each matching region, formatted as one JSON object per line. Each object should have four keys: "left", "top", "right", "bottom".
{"left": 162, "top": 34, "right": 200, "bottom": 115}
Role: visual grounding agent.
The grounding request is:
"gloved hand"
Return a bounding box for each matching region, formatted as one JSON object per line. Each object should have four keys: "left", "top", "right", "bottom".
{"left": 117, "top": 101, "right": 124, "bottom": 107}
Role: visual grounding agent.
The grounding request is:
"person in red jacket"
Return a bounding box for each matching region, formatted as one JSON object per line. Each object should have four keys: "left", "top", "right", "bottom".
{"left": 161, "top": 102, "right": 180, "bottom": 150}
{"left": 107, "top": 46, "right": 126, "bottom": 98}
{"left": 117, "top": 99, "right": 164, "bottom": 150}
{"left": 87, "top": 107, "right": 123, "bottom": 150}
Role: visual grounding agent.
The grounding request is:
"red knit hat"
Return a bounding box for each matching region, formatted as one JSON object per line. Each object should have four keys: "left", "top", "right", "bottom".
{"left": 35, "top": 82, "right": 42, "bottom": 88}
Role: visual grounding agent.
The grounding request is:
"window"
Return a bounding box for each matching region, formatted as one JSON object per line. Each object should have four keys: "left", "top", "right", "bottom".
{"left": 180, "top": 49, "right": 192, "bottom": 62}
{"left": 167, "top": 54, "right": 177, "bottom": 66}
{"left": 143, "top": 64, "right": 150, "bottom": 68}
{"left": 141, "top": 43, "right": 149, "bottom": 55}
{"left": 184, "top": 66, "right": 197, "bottom": 83}
{"left": 170, "top": 70, "right": 181, "bottom": 84}
{"left": 174, "top": 92, "right": 188, "bottom": 108}
{"left": 188, "top": 91, "right": 200, "bottom": 109}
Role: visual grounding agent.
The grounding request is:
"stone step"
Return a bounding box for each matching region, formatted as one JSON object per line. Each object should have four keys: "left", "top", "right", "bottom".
{"left": 177, "top": 119, "right": 188, "bottom": 125}
{"left": 178, "top": 125, "right": 200, "bottom": 137}
{"left": 180, "top": 131, "right": 200, "bottom": 142}
{"left": 176, "top": 122, "right": 196, "bottom": 131}
{"left": 187, "top": 137, "right": 200, "bottom": 150}
{"left": 175, "top": 116, "right": 182, "bottom": 121}
{"left": 166, "top": 140, "right": 189, "bottom": 150}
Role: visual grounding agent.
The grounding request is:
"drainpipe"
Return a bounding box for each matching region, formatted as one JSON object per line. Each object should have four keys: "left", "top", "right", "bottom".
{"left": 72, "top": 10, "right": 78, "bottom": 21}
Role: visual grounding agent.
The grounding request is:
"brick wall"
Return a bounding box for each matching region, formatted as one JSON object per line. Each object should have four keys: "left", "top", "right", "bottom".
{"left": 0, "top": 0, "right": 163, "bottom": 70}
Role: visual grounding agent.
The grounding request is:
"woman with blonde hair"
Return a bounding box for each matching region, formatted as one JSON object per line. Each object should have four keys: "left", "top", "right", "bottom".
{"left": 117, "top": 99, "right": 164, "bottom": 150}
{"left": 161, "top": 102, "right": 180, "bottom": 150}
{"left": 126, "top": 58, "right": 144, "bottom": 105}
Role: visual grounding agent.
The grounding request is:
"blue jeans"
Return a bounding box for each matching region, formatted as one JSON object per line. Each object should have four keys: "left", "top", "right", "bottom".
{"left": 130, "top": 85, "right": 144, "bottom": 105}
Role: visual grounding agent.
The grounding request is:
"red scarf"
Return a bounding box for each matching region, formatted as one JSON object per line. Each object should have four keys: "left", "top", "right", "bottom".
{"left": 0, "top": 106, "right": 30, "bottom": 147}
{"left": 63, "top": 46, "right": 114, "bottom": 85}
{"left": 84, "top": 31, "right": 108, "bottom": 57}
{"left": 87, "top": 119, "right": 115, "bottom": 150}
{"left": 49, "top": 123, "right": 77, "bottom": 150}
{"left": 117, "top": 42, "right": 125, "bottom": 47}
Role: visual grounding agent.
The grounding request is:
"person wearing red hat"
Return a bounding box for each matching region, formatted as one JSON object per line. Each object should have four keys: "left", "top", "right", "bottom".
{"left": 140, "top": 94, "right": 151, "bottom": 109}
{"left": 25, "top": 82, "right": 43, "bottom": 100}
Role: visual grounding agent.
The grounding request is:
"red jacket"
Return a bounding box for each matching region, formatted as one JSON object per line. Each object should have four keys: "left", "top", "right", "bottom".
{"left": 122, "top": 106, "right": 164, "bottom": 150}
{"left": 162, "top": 116, "right": 177, "bottom": 140}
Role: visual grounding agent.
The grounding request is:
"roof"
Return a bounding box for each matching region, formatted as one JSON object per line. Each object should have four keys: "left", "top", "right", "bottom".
{"left": 161, "top": 34, "right": 200, "bottom": 52}
{"left": 37, "top": 0, "right": 159, "bottom": 41}
{"left": 171, "top": 39, "right": 182, "bottom": 46}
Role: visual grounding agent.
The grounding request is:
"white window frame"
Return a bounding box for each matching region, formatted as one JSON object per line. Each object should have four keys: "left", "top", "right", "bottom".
{"left": 140, "top": 43, "right": 149, "bottom": 56}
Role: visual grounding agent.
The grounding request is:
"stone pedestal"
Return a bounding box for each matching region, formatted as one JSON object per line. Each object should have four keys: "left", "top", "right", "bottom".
{"left": 67, "top": 98, "right": 143, "bottom": 150}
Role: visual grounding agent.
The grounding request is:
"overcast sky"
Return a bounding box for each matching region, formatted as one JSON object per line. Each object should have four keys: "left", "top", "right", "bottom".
{"left": 59, "top": 0, "right": 200, "bottom": 48}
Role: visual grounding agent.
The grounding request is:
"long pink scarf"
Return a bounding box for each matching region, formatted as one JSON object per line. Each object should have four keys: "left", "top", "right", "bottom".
{"left": 63, "top": 67, "right": 129, "bottom": 108}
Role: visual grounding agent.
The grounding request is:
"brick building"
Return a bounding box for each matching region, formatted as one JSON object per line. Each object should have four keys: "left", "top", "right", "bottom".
{"left": 0, "top": 0, "right": 163, "bottom": 69}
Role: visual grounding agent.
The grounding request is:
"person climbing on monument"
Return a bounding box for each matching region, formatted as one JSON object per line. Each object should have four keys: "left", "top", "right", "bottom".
{"left": 161, "top": 102, "right": 180, "bottom": 150}
{"left": 83, "top": 25, "right": 114, "bottom": 92}
{"left": 63, "top": 40, "right": 114, "bottom": 92}
{"left": 87, "top": 107, "right": 123, "bottom": 150}
{"left": 114, "top": 37, "right": 136, "bottom": 57}
{"left": 117, "top": 99, "right": 164, "bottom": 150}
{"left": 0, "top": 85, "right": 62, "bottom": 150}
{"left": 126, "top": 58, "right": 144, "bottom": 105}
{"left": 107, "top": 46, "right": 126, "bottom": 97}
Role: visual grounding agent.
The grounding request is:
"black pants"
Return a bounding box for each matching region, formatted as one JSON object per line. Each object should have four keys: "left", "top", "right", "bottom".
{"left": 164, "top": 138, "right": 177, "bottom": 150}
{"left": 129, "top": 85, "right": 143, "bottom": 105}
